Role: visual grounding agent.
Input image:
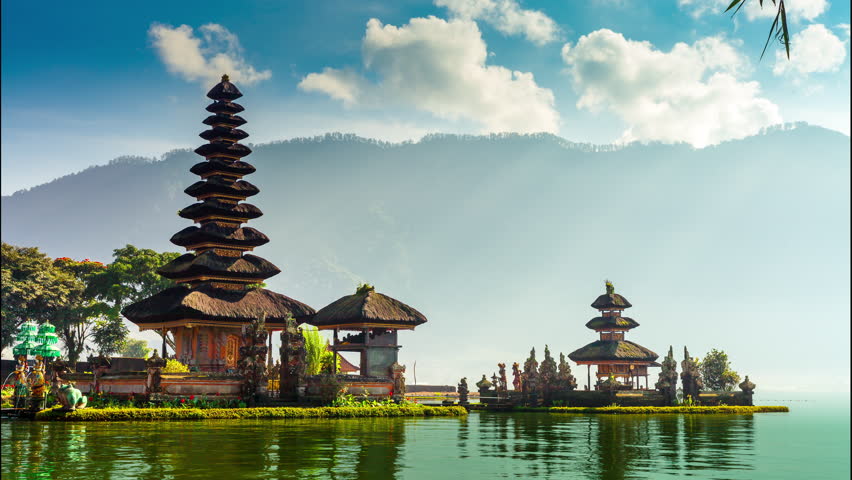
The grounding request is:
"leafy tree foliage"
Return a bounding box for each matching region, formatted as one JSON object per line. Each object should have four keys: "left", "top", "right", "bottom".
{"left": 119, "top": 338, "right": 152, "bottom": 358}
{"left": 726, "top": 0, "right": 790, "bottom": 60}
{"left": 1, "top": 243, "right": 75, "bottom": 351}
{"left": 302, "top": 326, "right": 337, "bottom": 375}
{"left": 700, "top": 349, "right": 741, "bottom": 391}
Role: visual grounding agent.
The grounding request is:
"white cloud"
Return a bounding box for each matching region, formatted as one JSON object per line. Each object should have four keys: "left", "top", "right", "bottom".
{"left": 774, "top": 24, "right": 848, "bottom": 76}
{"left": 435, "top": 0, "right": 559, "bottom": 45}
{"left": 678, "top": 0, "right": 828, "bottom": 22}
{"left": 299, "top": 16, "right": 559, "bottom": 134}
{"left": 836, "top": 23, "right": 851, "bottom": 38}
{"left": 561, "top": 29, "right": 781, "bottom": 147}
{"left": 148, "top": 23, "right": 271, "bottom": 87}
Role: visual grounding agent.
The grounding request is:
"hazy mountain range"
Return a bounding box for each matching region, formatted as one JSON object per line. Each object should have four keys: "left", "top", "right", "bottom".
{"left": 2, "top": 124, "right": 849, "bottom": 388}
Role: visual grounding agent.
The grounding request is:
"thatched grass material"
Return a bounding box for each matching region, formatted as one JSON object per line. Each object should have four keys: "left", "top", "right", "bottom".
{"left": 585, "top": 316, "right": 639, "bottom": 330}
{"left": 591, "top": 293, "right": 632, "bottom": 309}
{"left": 157, "top": 252, "right": 280, "bottom": 280}
{"left": 35, "top": 405, "right": 467, "bottom": 422}
{"left": 179, "top": 199, "right": 263, "bottom": 221}
{"left": 122, "top": 284, "right": 315, "bottom": 325}
{"left": 170, "top": 225, "right": 269, "bottom": 248}
{"left": 184, "top": 178, "right": 259, "bottom": 198}
{"left": 190, "top": 159, "right": 255, "bottom": 176}
{"left": 310, "top": 290, "right": 427, "bottom": 328}
{"left": 568, "top": 340, "right": 658, "bottom": 362}
{"left": 539, "top": 405, "right": 789, "bottom": 414}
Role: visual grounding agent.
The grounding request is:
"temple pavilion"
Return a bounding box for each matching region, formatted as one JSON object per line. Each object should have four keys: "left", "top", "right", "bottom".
{"left": 123, "top": 75, "right": 315, "bottom": 372}
{"left": 310, "top": 285, "right": 427, "bottom": 378}
{"left": 568, "top": 281, "right": 659, "bottom": 390}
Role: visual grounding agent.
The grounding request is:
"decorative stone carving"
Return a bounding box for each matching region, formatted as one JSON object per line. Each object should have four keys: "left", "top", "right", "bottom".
{"left": 655, "top": 346, "right": 678, "bottom": 405}
{"left": 457, "top": 377, "right": 469, "bottom": 404}
{"left": 279, "top": 315, "right": 307, "bottom": 400}
{"left": 497, "top": 363, "right": 508, "bottom": 397}
{"left": 88, "top": 355, "right": 112, "bottom": 393}
{"left": 557, "top": 352, "right": 578, "bottom": 391}
{"left": 389, "top": 362, "right": 406, "bottom": 400}
{"left": 145, "top": 350, "right": 167, "bottom": 394}
{"left": 56, "top": 384, "right": 88, "bottom": 411}
{"left": 680, "top": 346, "right": 704, "bottom": 403}
{"left": 511, "top": 362, "right": 522, "bottom": 391}
{"left": 476, "top": 374, "right": 492, "bottom": 391}
{"left": 522, "top": 347, "right": 539, "bottom": 403}
{"left": 739, "top": 375, "right": 756, "bottom": 395}
{"left": 238, "top": 314, "right": 269, "bottom": 403}
{"left": 28, "top": 355, "right": 47, "bottom": 411}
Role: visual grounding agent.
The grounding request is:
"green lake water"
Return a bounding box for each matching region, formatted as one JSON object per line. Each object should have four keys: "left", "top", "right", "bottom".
{"left": 2, "top": 393, "right": 848, "bottom": 480}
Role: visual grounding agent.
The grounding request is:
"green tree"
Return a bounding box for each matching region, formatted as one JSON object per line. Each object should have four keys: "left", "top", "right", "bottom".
{"left": 302, "top": 326, "right": 337, "bottom": 375}
{"left": 700, "top": 349, "right": 741, "bottom": 391}
{"left": 1, "top": 243, "right": 75, "bottom": 351}
{"left": 119, "top": 338, "right": 152, "bottom": 358}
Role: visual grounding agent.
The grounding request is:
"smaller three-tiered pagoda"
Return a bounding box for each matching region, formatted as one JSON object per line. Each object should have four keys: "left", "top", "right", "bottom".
{"left": 568, "top": 281, "right": 659, "bottom": 390}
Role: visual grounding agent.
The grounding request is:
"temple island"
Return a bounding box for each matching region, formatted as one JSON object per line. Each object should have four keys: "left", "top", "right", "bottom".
{"left": 5, "top": 77, "right": 762, "bottom": 414}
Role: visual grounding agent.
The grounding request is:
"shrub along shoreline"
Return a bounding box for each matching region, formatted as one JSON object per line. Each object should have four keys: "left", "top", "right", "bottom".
{"left": 513, "top": 405, "right": 789, "bottom": 414}
{"left": 34, "top": 405, "right": 468, "bottom": 422}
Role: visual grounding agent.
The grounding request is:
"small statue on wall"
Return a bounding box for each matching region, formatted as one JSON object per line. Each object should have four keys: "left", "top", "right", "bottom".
{"left": 239, "top": 314, "right": 269, "bottom": 403}
{"left": 512, "top": 362, "right": 522, "bottom": 391}
{"left": 557, "top": 352, "right": 578, "bottom": 391}
{"left": 497, "top": 363, "right": 508, "bottom": 396}
{"left": 655, "top": 346, "right": 678, "bottom": 405}
{"left": 739, "top": 375, "right": 756, "bottom": 395}
{"left": 389, "top": 362, "right": 406, "bottom": 400}
{"left": 680, "top": 346, "right": 704, "bottom": 403}
{"left": 457, "top": 377, "right": 469, "bottom": 405}
{"left": 145, "top": 350, "right": 167, "bottom": 394}
{"left": 280, "top": 315, "right": 307, "bottom": 400}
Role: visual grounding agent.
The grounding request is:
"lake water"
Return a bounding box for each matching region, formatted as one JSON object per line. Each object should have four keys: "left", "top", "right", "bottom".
{"left": 2, "top": 392, "right": 848, "bottom": 479}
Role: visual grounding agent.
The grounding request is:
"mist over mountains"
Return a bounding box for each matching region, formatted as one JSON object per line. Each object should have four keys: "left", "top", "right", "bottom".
{"left": 2, "top": 125, "right": 849, "bottom": 387}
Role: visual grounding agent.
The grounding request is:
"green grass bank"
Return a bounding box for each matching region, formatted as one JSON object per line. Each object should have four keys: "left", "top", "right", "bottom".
{"left": 516, "top": 405, "right": 789, "bottom": 414}
{"left": 35, "top": 405, "right": 468, "bottom": 422}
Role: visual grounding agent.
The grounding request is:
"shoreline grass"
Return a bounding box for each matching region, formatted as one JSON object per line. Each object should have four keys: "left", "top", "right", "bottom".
{"left": 34, "top": 405, "right": 468, "bottom": 422}
{"left": 509, "top": 405, "right": 789, "bottom": 414}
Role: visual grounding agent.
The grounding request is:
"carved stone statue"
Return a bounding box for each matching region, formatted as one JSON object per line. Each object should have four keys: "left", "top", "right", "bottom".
{"left": 739, "top": 375, "right": 756, "bottom": 395}
{"left": 145, "top": 350, "right": 167, "bottom": 395}
{"left": 389, "top": 362, "right": 406, "bottom": 400}
{"left": 680, "top": 346, "right": 704, "bottom": 403}
{"left": 279, "top": 315, "right": 307, "bottom": 401}
{"left": 56, "top": 384, "right": 88, "bottom": 411}
{"left": 88, "top": 355, "right": 112, "bottom": 393}
{"left": 512, "top": 362, "right": 522, "bottom": 391}
{"left": 655, "top": 346, "right": 678, "bottom": 405}
{"left": 497, "top": 363, "right": 508, "bottom": 396}
{"left": 457, "top": 377, "right": 469, "bottom": 404}
{"left": 476, "top": 374, "right": 492, "bottom": 390}
{"left": 523, "top": 348, "right": 539, "bottom": 403}
{"left": 11, "top": 355, "right": 29, "bottom": 407}
{"left": 557, "top": 352, "right": 578, "bottom": 391}
{"left": 28, "top": 355, "right": 47, "bottom": 410}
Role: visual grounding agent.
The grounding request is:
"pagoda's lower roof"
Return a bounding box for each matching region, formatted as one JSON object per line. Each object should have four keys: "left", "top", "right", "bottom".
{"left": 171, "top": 224, "right": 269, "bottom": 248}
{"left": 206, "top": 101, "right": 244, "bottom": 115}
{"left": 179, "top": 199, "right": 263, "bottom": 222}
{"left": 203, "top": 114, "right": 246, "bottom": 128}
{"left": 585, "top": 316, "right": 639, "bottom": 330}
{"left": 195, "top": 142, "right": 252, "bottom": 159}
{"left": 157, "top": 252, "right": 280, "bottom": 281}
{"left": 568, "top": 340, "right": 658, "bottom": 363}
{"left": 200, "top": 126, "right": 249, "bottom": 142}
{"left": 122, "top": 284, "right": 315, "bottom": 326}
{"left": 190, "top": 159, "right": 256, "bottom": 177}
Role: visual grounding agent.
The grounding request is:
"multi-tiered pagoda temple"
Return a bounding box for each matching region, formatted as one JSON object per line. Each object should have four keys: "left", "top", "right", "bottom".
{"left": 568, "top": 281, "right": 659, "bottom": 390}
{"left": 123, "top": 75, "right": 315, "bottom": 372}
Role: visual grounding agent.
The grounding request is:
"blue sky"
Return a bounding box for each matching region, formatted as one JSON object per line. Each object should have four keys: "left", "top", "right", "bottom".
{"left": 2, "top": 0, "right": 849, "bottom": 195}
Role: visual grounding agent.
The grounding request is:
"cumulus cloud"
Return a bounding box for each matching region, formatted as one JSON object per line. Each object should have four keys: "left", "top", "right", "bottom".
{"left": 678, "top": 0, "right": 827, "bottom": 22}
{"left": 435, "top": 0, "right": 559, "bottom": 45}
{"left": 561, "top": 29, "right": 781, "bottom": 147}
{"left": 299, "top": 16, "right": 559, "bottom": 134}
{"left": 773, "top": 24, "right": 848, "bottom": 76}
{"left": 148, "top": 23, "right": 271, "bottom": 86}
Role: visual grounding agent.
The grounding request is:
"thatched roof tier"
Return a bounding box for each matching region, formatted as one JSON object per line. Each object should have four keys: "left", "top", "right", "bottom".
{"left": 190, "top": 159, "right": 256, "bottom": 177}
{"left": 591, "top": 293, "right": 632, "bottom": 309}
{"left": 310, "top": 290, "right": 427, "bottom": 329}
{"left": 199, "top": 127, "right": 249, "bottom": 142}
{"left": 122, "top": 284, "right": 315, "bottom": 327}
{"left": 157, "top": 252, "right": 280, "bottom": 281}
{"left": 184, "top": 177, "right": 259, "bottom": 199}
{"left": 170, "top": 224, "right": 269, "bottom": 248}
{"left": 206, "top": 76, "right": 243, "bottom": 101}
{"left": 568, "top": 340, "right": 658, "bottom": 363}
{"left": 585, "top": 316, "right": 639, "bottom": 331}
{"left": 205, "top": 101, "right": 245, "bottom": 115}
{"left": 195, "top": 142, "right": 252, "bottom": 159}
{"left": 203, "top": 114, "right": 246, "bottom": 128}
{"left": 179, "top": 199, "right": 263, "bottom": 222}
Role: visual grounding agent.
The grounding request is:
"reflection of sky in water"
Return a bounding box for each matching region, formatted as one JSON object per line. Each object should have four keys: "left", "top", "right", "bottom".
{"left": 1, "top": 398, "right": 848, "bottom": 480}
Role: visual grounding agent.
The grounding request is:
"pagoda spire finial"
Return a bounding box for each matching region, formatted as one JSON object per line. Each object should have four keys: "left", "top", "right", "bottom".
{"left": 605, "top": 280, "right": 614, "bottom": 295}
{"left": 221, "top": 74, "right": 230, "bottom": 82}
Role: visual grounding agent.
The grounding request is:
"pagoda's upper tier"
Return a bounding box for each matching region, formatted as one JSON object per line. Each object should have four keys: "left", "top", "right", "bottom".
{"left": 591, "top": 282, "right": 632, "bottom": 309}
{"left": 200, "top": 126, "right": 249, "bottom": 142}
{"left": 206, "top": 101, "right": 245, "bottom": 115}
{"left": 171, "top": 224, "right": 269, "bottom": 249}
{"left": 190, "top": 159, "right": 256, "bottom": 177}
{"left": 203, "top": 114, "right": 247, "bottom": 128}
{"left": 184, "top": 177, "right": 259, "bottom": 199}
{"left": 207, "top": 76, "right": 243, "bottom": 101}
{"left": 585, "top": 316, "right": 639, "bottom": 331}
{"left": 179, "top": 199, "right": 263, "bottom": 222}
{"left": 195, "top": 142, "right": 252, "bottom": 159}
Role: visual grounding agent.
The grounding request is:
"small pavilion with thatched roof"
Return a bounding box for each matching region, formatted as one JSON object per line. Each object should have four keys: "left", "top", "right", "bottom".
{"left": 568, "top": 281, "right": 659, "bottom": 390}
{"left": 310, "top": 284, "right": 427, "bottom": 379}
{"left": 123, "top": 76, "right": 315, "bottom": 372}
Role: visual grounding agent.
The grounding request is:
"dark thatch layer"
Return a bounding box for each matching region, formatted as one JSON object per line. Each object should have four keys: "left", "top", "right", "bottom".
{"left": 203, "top": 114, "right": 246, "bottom": 128}
{"left": 585, "top": 316, "right": 639, "bottom": 330}
{"left": 170, "top": 224, "right": 269, "bottom": 248}
{"left": 122, "top": 284, "right": 315, "bottom": 325}
{"left": 195, "top": 142, "right": 252, "bottom": 159}
{"left": 157, "top": 252, "right": 280, "bottom": 280}
{"left": 310, "top": 290, "right": 427, "bottom": 328}
{"left": 591, "top": 293, "right": 632, "bottom": 309}
{"left": 179, "top": 199, "right": 263, "bottom": 221}
{"left": 206, "top": 79, "right": 242, "bottom": 101}
{"left": 190, "top": 159, "right": 256, "bottom": 177}
{"left": 568, "top": 340, "right": 658, "bottom": 362}
{"left": 199, "top": 127, "right": 249, "bottom": 142}
{"left": 184, "top": 178, "right": 259, "bottom": 199}
{"left": 205, "top": 101, "right": 245, "bottom": 115}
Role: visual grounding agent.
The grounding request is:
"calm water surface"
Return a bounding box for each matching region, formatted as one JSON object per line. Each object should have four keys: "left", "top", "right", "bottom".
{"left": 2, "top": 393, "right": 848, "bottom": 480}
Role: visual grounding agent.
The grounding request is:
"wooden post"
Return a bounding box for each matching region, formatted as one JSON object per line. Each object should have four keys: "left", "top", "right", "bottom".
{"left": 587, "top": 365, "right": 591, "bottom": 390}
{"left": 268, "top": 328, "right": 273, "bottom": 368}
